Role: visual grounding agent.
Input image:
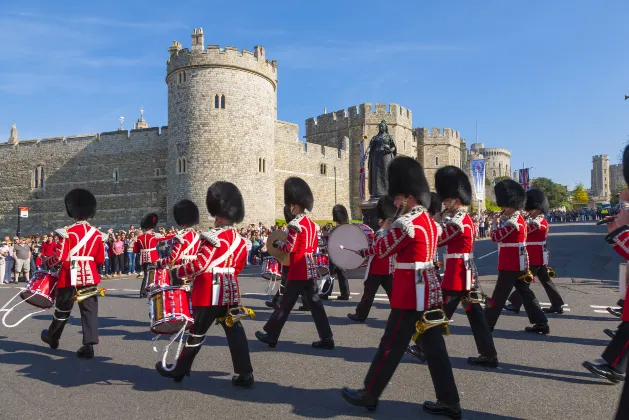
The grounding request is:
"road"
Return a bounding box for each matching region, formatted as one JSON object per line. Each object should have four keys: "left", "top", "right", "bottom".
{"left": 0, "top": 222, "right": 625, "bottom": 420}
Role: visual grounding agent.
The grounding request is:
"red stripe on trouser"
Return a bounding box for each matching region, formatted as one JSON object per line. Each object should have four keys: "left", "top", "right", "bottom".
{"left": 366, "top": 313, "right": 403, "bottom": 393}
{"left": 273, "top": 281, "right": 296, "bottom": 321}
{"left": 611, "top": 338, "right": 629, "bottom": 368}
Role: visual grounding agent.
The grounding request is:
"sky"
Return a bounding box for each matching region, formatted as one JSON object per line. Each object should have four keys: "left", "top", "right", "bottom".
{"left": 1, "top": 0, "right": 628, "bottom": 189}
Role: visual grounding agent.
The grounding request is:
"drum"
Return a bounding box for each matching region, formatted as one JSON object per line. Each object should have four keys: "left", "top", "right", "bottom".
{"left": 148, "top": 286, "right": 194, "bottom": 335}
{"left": 261, "top": 256, "right": 281, "bottom": 280}
{"left": 20, "top": 271, "right": 59, "bottom": 309}
{"left": 314, "top": 253, "right": 329, "bottom": 276}
{"left": 147, "top": 267, "right": 171, "bottom": 292}
{"left": 327, "top": 224, "right": 369, "bottom": 270}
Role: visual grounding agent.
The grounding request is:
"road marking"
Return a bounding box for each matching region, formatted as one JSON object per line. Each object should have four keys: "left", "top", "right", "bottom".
{"left": 539, "top": 303, "right": 569, "bottom": 307}
{"left": 242, "top": 293, "right": 269, "bottom": 297}
{"left": 374, "top": 298, "right": 390, "bottom": 302}
{"left": 331, "top": 292, "right": 360, "bottom": 296}
{"left": 375, "top": 293, "right": 388, "bottom": 297}
{"left": 122, "top": 289, "right": 140, "bottom": 292}
{"left": 594, "top": 310, "right": 615, "bottom": 314}
{"left": 590, "top": 305, "right": 620, "bottom": 309}
{"left": 476, "top": 250, "right": 498, "bottom": 260}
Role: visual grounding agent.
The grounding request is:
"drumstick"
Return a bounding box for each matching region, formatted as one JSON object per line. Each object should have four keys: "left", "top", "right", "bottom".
{"left": 339, "top": 245, "right": 362, "bottom": 255}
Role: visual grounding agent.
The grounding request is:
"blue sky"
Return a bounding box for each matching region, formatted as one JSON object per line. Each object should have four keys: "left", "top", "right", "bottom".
{"left": 1, "top": 0, "right": 628, "bottom": 188}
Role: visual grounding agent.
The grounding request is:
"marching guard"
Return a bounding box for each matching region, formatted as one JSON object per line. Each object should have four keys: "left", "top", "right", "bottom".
{"left": 320, "top": 204, "right": 352, "bottom": 300}
{"left": 134, "top": 213, "right": 162, "bottom": 298}
{"left": 484, "top": 180, "right": 549, "bottom": 334}
{"left": 505, "top": 189, "right": 565, "bottom": 315}
{"left": 156, "top": 182, "right": 254, "bottom": 387}
{"left": 41, "top": 189, "right": 105, "bottom": 359}
{"left": 256, "top": 177, "right": 334, "bottom": 349}
{"left": 342, "top": 157, "right": 461, "bottom": 419}
{"left": 347, "top": 195, "right": 396, "bottom": 322}
{"left": 155, "top": 199, "right": 200, "bottom": 269}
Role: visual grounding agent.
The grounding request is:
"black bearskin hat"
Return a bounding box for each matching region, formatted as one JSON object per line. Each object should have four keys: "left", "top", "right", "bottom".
{"left": 173, "top": 199, "right": 200, "bottom": 227}
{"left": 140, "top": 213, "right": 159, "bottom": 230}
{"left": 332, "top": 204, "right": 349, "bottom": 224}
{"left": 206, "top": 181, "right": 245, "bottom": 224}
{"left": 623, "top": 144, "right": 629, "bottom": 187}
{"left": 525, "top": 189, "right": 549, "bottom": 215}
{"left": 494, "top": 179, "right": 526, "bottom": 210}
{"left": 387, "top": 156, "right": 431, "bottom": 208}
{"left": 284, "top": 177, "right": 314, "bottom": 212}
{"left": 65, "top": 188, "right": 96, "bottom": 220}
{"left": 283, "top": 204, "right": 295, "bottom": 224}
{"left": 427, "top": 192, "right": 442, "bottom": 216}
{"left": 376, "top": 195, "right": 397, "bottom": 221}
{"left": 435, "top": 166, "right": 473, "bottom": 205}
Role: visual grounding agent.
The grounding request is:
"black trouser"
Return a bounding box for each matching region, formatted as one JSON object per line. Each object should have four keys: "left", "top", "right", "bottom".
{"left": 175, "top": 306, "right": 253, "bottom": 375}
{"left": 602, "top": 321, "right": 629, "bottom": 373}
{"left": 353, "top": 273, "right": 392, "bottom": 319}
{"left": 270, "top": 266, "right": 310, "bottom": 309}
{"left": 48, "top": 286, "right": 99, "bottom": 345}
{"left": 264, "top": 279, "right": 333, "bottom": 342}
{"left": 616, "top": 373, "right": 629, "bottom": 420}
{"left": 140, "top": 263, "right": 150, "bottom": 296}
{"left": 364, "top": 308, "right": 459, "bottom": 405}
{"left": 322, "top": 261, "right": 349, "bottom": 298}
{"left": 485, "top": 270, "right": 548, "bottom": 328}
{"left": 507, "top": 265, "right": 564, "bottom": 309}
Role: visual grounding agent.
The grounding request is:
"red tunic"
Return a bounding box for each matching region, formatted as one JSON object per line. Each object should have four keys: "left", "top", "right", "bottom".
{"left": 363, "top": 227, "right": 395, "bottom": 276}
{"left": 177, "top": 227, "right": 247, "bottom": 307}
{"left": 526, "top": 216, "right": 549, "bottom": 267}
{"left": 134, "top": 231, "right": 169, "bottom": 264}
{"left": 606, "top": 226, "right": 629, "bottom": 322}
{"left": 277, "top": 215, "right": 319, "bottom": 281}
{"left": 491, "top": 213, "right": 528, "bottom": 272}
{"left": 48, "top": 222, "right": 105, "bottom": 288}
{"left": 439, "top": 210, "right": 477, "bottom": 291}
{"left": 156, "top": 229, "right": 200, "bottom": 268}
{"left": 373, "top": 206, "right": 442, "bottom": 311}
{"left": 40, "top": 241, "right": 55, "bottom": 258}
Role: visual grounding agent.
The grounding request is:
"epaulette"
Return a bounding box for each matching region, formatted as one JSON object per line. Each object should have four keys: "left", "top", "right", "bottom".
{"left": 200, "top": 229, "right": 221, "bottom": 247}
{"left": 173, "top": 234, "right": 185, "bottom": 244}
{"left": 392, "top": 207, "right": 425, "bottom": 239}
{"left": 446, "top": 210, "right": 466, "bottom": 232}
{"left": 504, "top": 213, "right": 521, "bottom": 228}
{"left": 529, "top": 215, "right": 543, "bottom": 228}
{"left": 288, "top": 215, "right": 304, "bottom": 233}
{"left": 55, "top": 228, "right": 69, "bottom": 239}
{"left": 154, "top": 232, "right": 164, "bottom": 239}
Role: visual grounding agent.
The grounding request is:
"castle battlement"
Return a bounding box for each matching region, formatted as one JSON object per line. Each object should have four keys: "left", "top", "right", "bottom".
{"left": 414, "top": 127, "right": 461, "bottom": 141}
{"left": 166, "top": 29, "right": 277, "bottom": 88}
{"left": 305, "top": 103, "right": 412, "bottom": 137}
{"left": 481, "top": 147, "right": 511, "bottom": 157}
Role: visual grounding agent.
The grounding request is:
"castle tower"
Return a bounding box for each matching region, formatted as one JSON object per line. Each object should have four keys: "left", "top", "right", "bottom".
{"left": 134, "top": 108, "right": 149, "bottom": 129}
{"left": 414, "top": 127, "right": 462, "bottom": 190}
{"left": 591, "top": 154, "right": 610, "bottom": 200}
{"left": 166, "top": 29, "right": 278, "bottom": 228}
{"left": 8, "top": 123, "right": 18, "bottom": 144}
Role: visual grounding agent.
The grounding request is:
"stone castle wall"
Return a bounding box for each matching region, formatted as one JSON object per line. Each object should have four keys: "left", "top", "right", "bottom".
{"left": 414, "top": 127, "right": 462, "bottom": 190}
{"left": 481, "top": 147, "right": 511, "bottom": 181}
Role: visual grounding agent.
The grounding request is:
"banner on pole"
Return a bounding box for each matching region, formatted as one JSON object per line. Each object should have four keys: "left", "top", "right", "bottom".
{"left": 471, "top": 159, "right": 486, "bottom": 204}
{"left": 519, "top": 168, "right": 531, "bottom": 191}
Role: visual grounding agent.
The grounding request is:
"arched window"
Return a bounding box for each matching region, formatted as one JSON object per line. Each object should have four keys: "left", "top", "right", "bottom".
{"left": 220, "top": 95, "right": 225, "bottom": 109}
{"left": 33, "top": 166, "right": 45, "bottom": 189}
{"left": 258, "top": 158, "right": 266, "bottom": 173}
{"left": 320, "top": 164, "right": 327, "bottom": 175}
{"left": 435, "top": 156, "right": 439, "bottom": 166}
{"left": 263, "top": 158, "right": 266, "bottom": 173}
{"left": 214, "top": 95, "right": 220, "bottom": 109}
{"left": 113, "top": 168, "right": 119, "bottom": 183}
{"left": 154, "top": 168, "right": 161, "bottom": 177}
{"left": 177, "top": 158, "right": 187, "bottom": 174}
{"left": 183, "top": 71, "right": 186, "bottom": 82}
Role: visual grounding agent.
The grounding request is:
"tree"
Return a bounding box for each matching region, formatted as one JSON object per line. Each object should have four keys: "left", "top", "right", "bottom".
{"left": 572, "top": 183, "right": 589, "bottom": 206}
{"left": 531, "top": 177, "right": 569, "bottom": 209}
{"left": 485, "top": 199, "right": 501, "bottom": 212}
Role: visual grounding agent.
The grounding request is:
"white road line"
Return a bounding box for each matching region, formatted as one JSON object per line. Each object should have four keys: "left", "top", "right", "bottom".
{"left": 242, "top": 293, "right": 269, "bottom": 296}
{"left": 331, "top": 292, "right": 360, "bottom": 296}
{"left": 476, "top": 250, "right": 498, "bottom": 260}
{"left": 594, "top": 310, "right": 615, "bottom": 314}
{"left": 539, "top": 303, "right": 569, "bottom": 307}
{"left": 590, "top": 305, "right": 620, "bottom": 309}
{"left": 374, "top": 298, "right": 390, "bottom": 302}
{"left": 375, "top": 293, "right": 388, "bottom": 297}
{"left": 122, "top": 289, "right": 140, "bottom": 292}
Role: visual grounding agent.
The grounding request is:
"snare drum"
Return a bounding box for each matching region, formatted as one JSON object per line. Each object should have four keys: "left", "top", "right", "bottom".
{"left": 261, "top": 257, "right": 282, "bottom": 280}
{"left": 20, "top": 271, "right": 59, "bottom": 309}
{"left": 315, "top": 253, "right": 329, "bottom": 276}
{"left": 148, "top": 286, "right": 194, "bottom": 335}
{"left": 147, "top": 267, "right": 171, "bottom": 292}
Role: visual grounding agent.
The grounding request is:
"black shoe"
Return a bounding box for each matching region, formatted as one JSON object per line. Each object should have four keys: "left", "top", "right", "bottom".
{"left": 265, "top": 301, "right": 278, "bottom": 309}
{"left": 232, "top": 373, "right": 254, "bottom": 388}
{"left": 255, "top": 331, "right": 277, "bottom": 348}
{"left": 337, "top": 295, "right": 350, "bottom": 301}
{"left": 503, "top": 303, "right": 520, "bottom": 314}
{"left": 312, "top": 338, "right": 335, "bottom": 350}
{"left": 155, "top": 361, "right": 187, "bottom": 383}
{"left": 604, "top": 328, "right": 617, "bottom": 339}
{"left": 467, "top": 355, "right": 499, "bottom": 368}
{"left": 76, "top": 345, "right": 94, "bottom": 359}
{"left": 40, "top": 329, "right": 59, "bottom": 350}
{"left": 405, "top": 344, "right": 426, "bottom": 363}
{"left": 341, "top": 387, "right": 378, "bottom": 412}
{"left": 296, "top": 305, "right": 309, "bottom": 311}
{"left": 422, "top": 400, "right": 462, "bottom": 420}
{"left": 543, "top": 306, "right": 564, "bottom": 314}
{"left": 319, "top": 294, "right": 329, "bottom": 300}
{"left": 489, "top": 325, "right": 494, "bottom": 333}
{"left": 140, "top": 292, "right": 147, "bottom": 299}
{"left": 347, "top": 313, "right": 366, "bottom": 323}
{"left": 524, "top": 323, "right": 550, "bottom": 335}
{"left": 607, "top": 307, "right": 622, "bottom": 318}
{"left": 582, "top": 361, "right": 624, "bottom": 384}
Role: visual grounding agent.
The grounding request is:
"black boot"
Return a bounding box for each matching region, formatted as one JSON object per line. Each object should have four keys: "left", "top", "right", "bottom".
{"left": 155, "top": 361, "right": 188, "bottom": 383}
{"left": 503, "top": 303, "right": 520, "bottom": 314}
{"left": 524, "top": 323, "right": 550, "bottom": 335}
{"left": 319, "top": 294, "right": 329, "bottom": 300}
{"left": 155, "top": 345, "right": 201, "bottom": 383}
{"left": 255, "top": 331, "right": 277, "bottom": 348}
{"left": 232, "top": 373, "right": 254, "bottom": 387}
{"left": 265, "top": 301, "right": 278, "bottom": 309}
{"left": 467, "top": 355, "right": 499, "bottom": 368}
{"left": 607, "top": 307, "right": 622, "bottom": 318}
{"left": 405, "top": 344, "right": 426, "bottom": 363}
{"left": 76, "top": 345, "right": 94, "bottom": 359}
{"left": 341, "top": 387, "right": 378, "bottom": 412}
{"left": 312, "top": 338, "right": 335, "bottom": 350}
{"left": 41, "top": 329, "right": 59, "bottom": 350}
{"left": 582, "top": 361, "right": 624, "bottom": 384}
{"left": 604, "top": 328, "right": 617, "bottom": 339}
{"left": 347, "top": 313, "right": 366, "bottom": 323}
{"left": 336, "top": 295, "right": 350, "bottom": 301}
{"left": 422, "top": 400, "right": 462, "bottom": 419}
{"left": 296, "top": 305, "right": 308, "bottom": 311}
{"left": 543, "top": 306, "right": 564, "bottom": 314}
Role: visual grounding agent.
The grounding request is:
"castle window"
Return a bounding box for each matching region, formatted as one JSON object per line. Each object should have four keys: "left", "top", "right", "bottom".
{"left": 258, "top": 158, "right": 267, "bottom": 173}
{"left": 320, "top": 164, "right": 327, "bottom": 175}
{"left": 113, "top": 168, "right": 119, "bottom": 183}
{"left": 321, "top": 145, "right": 325, "bottom": 156}
{"left": 221, "top": 95, "right": 226, "bottom": 109}
{"left": 338, "top": 148, "right": 342, "bottom": 159}
{"left": 214, "top": 95, "right": 220, "bottom": 109}
{"left": 303, "top": 142, "right": 307, "bottom": 152}
{"left": 154, "top": 168, "right": 161, "bottom": 177}
{"left": 435, "top": 156, "right": 439, "bottom": 166}
{"left": 263, "top": 158, "right": 266, "bottom": 173}
{"left": 177, "top": 158, "right": 187, "bottom": 174}
{"left": 493, "top": 170, "right": 496, "bottom": 177}
{"left": 183, "top": 71, "right": 186, "bottom": 82}
{"left": 32, "top": 166, "right": 45, "bottom": 189}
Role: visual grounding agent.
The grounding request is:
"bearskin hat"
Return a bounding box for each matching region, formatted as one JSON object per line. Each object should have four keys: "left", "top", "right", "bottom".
{"left": 525, "top": 189, "right": 549, "bottom": 215}
{"left": 283, "top": 204, "right": 295, "bottom": 224}
{"left": 140, "top": 213, "right": 159, "bottom": 230}
{"left": 376, "top": 195, "right": 397, "bottom": 221}
{"left": 623, "top": 144, "right": 629, "bottom": 187}
{"left": 206, "top": 181, "right": 245, "bottom": 223}
{"left": 427, "top": 192, "right": 442, "bottom": 216}
{"left": 387, "top": 156, "right": 431, "bottom": 208}
{"left": 494, "top": 179, "right": 526, "bottom": 210}
{"left": 64, "top": 188, "right": 97, "bottom": 220}
{"left": 332, "top": 204, "right": 349, "bottom": 224}
{"left": 284, "top": 177, "right": 314, "bottom": 212}
{"left": 435, "top": 166, "right": 473, "bottom": 205}
{"left": 173, "top": 199, "right": 200, "bottom": 227}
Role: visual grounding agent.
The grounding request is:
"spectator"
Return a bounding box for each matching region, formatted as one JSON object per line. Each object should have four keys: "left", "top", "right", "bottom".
{"left": 40, "top": 234, "right": 55, "bottom": 269}
{"left": 13, "top": 237, "right": 32, "bottom": 283}
{"left": 0, "top": 239, "right": 9, "bottom": 284}
{"left": 126, "top": 232, "right": 137, "bottom": 275}
{"left": 112, "top": 234, "right": 125, "bottom": 276}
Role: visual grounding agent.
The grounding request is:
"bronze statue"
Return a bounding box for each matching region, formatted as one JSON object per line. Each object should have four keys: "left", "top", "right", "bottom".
{"left": 365, "top": 120, "right": 397, "bottom": 200}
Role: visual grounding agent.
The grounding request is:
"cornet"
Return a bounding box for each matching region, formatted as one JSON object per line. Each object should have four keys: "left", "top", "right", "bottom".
{"left": 73, "top": 286, "right": 106, "bottom": 303}
{"left": 218, "top": 306, "right": 256, "bottom": 327}
{"left": 519, "top": 269, "right": 534, "bottom": 283}
{"left": 412, "top": 309, "right": 451, "bottom": 341}
{"left": 547, "top": 267, "right": 557, "bottom": 278}
{"left": 462, "top": 290, "right": 492, "bottom": 307}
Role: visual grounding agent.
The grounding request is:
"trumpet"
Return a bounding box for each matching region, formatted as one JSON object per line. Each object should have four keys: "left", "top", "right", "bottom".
{"left": 519, "top": 269, "right": 534, "bottom": 283}
{"left": 547, "top": 266, "right": 557, "bottom": 278}
{"left": 217, "top": 306, "right": 256, "bottom": 327}
{"left": 462, "top": 290, "right": 492, "bottom": 307}
{"left": 73, "top": 286, "right": 106, "bottom": 303}
{"left": 412, "top": 309, "right": 450, "bottom": 341}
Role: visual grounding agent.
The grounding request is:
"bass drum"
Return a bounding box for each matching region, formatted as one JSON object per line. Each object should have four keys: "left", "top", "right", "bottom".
{"left": 327, "top": 224, "right": 369, "bottom": 270}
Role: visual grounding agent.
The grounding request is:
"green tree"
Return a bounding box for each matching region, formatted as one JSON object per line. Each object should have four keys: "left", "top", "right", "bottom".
{"left": 572, "top": 183, "right": 589, "bottom": 206}
{"left": 531, "top": 177, "right": 569, "bottom": 209}
{"left": 485, "top": 199, "right": 501, "bottom": 212}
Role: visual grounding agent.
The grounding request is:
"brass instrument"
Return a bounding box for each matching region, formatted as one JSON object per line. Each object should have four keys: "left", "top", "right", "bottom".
{"left": 217, "top": 306, "right": 256, "bottom": 327}
{"left": 73, "top": 286, "right": 106, "bottom": 302}
{"left": 267, "top": 230, "right": 290, "bottom": 266}
{"left": 519, "top": 269, "right": 534, "bottom": 283}
{"left": 547, "top": 267, "right": 557, "bottom": 278}
{"left": 412, "top": 309, "right": 450, "bottom": 341}
{"left": 462, "top": 290, "right": 492, "bottom": 307}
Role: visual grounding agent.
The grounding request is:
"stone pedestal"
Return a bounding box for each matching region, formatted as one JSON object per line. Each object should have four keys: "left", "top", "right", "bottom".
{"left": 359, "top": 200, "right": 379, "bottom": 232}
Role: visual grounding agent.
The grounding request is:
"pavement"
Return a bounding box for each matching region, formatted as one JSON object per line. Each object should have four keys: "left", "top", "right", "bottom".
{"left": 0, "top": 222, "right": 625, "bottom": 420}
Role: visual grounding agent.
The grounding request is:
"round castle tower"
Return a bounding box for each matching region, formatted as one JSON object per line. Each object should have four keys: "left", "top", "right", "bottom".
{"left": 165, "top": 28, "right": 278, "bottom": 228}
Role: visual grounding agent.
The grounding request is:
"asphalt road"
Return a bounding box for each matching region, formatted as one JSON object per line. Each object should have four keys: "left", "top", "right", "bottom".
{"left": 0, "top": 222, "right": 625, "bottom": 420}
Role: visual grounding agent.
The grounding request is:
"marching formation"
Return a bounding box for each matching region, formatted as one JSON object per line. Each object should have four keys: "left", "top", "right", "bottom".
{"left": 1, "top": 151, "right": 627, "bottom": 420}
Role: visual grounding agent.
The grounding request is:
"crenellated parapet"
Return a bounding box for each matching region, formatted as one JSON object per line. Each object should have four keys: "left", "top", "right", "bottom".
{"left": 413, "top": 127, "right": 461, "bottom": 142}
{"left": 481, "top": 147, "right": 511, "bottom": 157}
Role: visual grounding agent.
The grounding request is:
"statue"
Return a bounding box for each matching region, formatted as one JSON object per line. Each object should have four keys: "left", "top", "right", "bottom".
{"left": 365, "top": 120, "right": 397, "bottom": 200}
{"left": 8, "top": 123, "right": 18, "bottom": 144}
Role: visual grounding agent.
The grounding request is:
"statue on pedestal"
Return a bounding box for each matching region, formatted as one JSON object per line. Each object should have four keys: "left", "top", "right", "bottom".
{"left": 365, "top": 120, "right": 397, "bottom": 200}
{"left": 8, "top": 123, "right": 18, "bottom": 144}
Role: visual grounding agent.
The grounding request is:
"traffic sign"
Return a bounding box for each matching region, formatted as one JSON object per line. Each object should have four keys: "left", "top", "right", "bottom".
{"left": 19, "top": 206, "right": 28, "bottom": 218}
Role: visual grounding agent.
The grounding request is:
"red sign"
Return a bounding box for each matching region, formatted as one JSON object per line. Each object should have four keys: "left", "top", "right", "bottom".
{"left": 19, "top": 207, "right": 28, "bottom": 218}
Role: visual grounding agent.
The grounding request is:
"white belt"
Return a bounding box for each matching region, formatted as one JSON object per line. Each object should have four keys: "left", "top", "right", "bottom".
{"left": 498, "top": 242, "right": 526, "bottom": 248}
{"left": 71, "top": 256, "right": 94, "bottom": 261}
{"left": 527, "top": 241, "right": 546, "bottom": 246}
{"left": 213, "top": 267, "right": 235, "bottom": 274}
{"left": 182, "top": 255, "right": 197, "bottom": 260}
{"left": 141, "top": 250, "right": 152, "bottom": 254}
{"left": 395, "top": 261, "right": 435, "bottom": 271}
{"left": 444, "top": 253, "right": 474, "bottom": 259}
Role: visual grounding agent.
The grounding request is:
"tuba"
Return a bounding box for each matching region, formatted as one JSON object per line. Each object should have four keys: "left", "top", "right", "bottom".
{"left": 412, "top": 309, "right": 451, "bottom": 341}
{"left": 217, "top": 306, "right": 256, "bottom": 327}
{"left": 73, "top": 286, "right": 106, "bottom": 302}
